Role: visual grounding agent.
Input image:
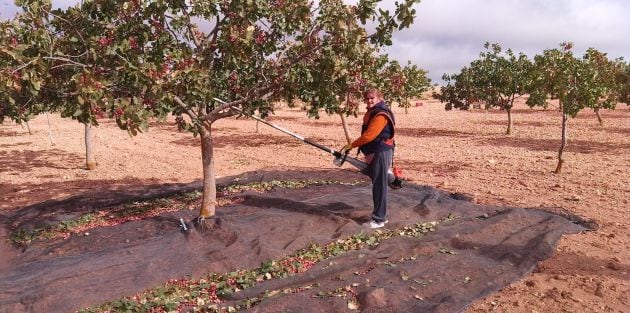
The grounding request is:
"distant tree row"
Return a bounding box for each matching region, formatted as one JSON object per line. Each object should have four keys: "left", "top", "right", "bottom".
{"left": 434, "top": 42, "right": 630, "bottom": 173}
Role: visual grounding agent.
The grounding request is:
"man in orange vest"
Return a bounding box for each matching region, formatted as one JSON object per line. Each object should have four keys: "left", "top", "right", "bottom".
{"left": 341, "top": 88, "right": 399, "bottom": 229}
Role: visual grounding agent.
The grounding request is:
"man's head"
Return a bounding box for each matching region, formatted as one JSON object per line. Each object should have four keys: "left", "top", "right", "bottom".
{"left": 363, "top": 88, "right": 383, "bottom": 109}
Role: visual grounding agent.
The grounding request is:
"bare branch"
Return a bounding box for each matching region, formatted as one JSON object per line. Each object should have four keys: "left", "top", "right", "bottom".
{"left": 182, "top": 10, "right": 201, "bottom": 49}
{"left": 163, "top": 15, "right": 183, "bottom": 46}
{"left": 42, "top": 56, "right": 87, "bottom": 68}
{"left": 11, "top": 59, "right": 38, "bottom": 73}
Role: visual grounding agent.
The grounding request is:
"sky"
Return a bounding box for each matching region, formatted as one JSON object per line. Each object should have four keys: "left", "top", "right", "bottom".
{"left": 2, "top": 0, "right": 629, "bottom": 83}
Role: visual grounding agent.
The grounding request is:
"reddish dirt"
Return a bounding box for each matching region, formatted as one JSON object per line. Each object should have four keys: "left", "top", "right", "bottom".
{"left": 1, "top": 96, "right": 628, "bottom": 312}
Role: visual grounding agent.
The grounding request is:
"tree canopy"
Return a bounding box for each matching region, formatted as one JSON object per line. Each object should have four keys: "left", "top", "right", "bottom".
{"left": 434, "top": 43, "right": 533, "bottom": 134}
{"left": 1, "top": 0, "right": 429, "bottom": 219}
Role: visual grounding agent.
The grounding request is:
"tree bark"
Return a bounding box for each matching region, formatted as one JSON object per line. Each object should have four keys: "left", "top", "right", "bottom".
{"left": 85, "top": 124, "right": 97, "bottom": 170}
{"left": 198, "top": 125, "right": 217, "bottom": 218}
{"left": 340, "top": 92, "right": 353, "bottom": 144}
{"left": 339, "top": 112, "right": 352, "bottom": 144}
{"left": 554, "top": 112, "right": 568, "bottom": 174}
{"left": 594, "top": 107, "right": 604, "bottom": 126}
{"left": 506, "top": 108, "right": 512, "bottom": 135}
{"left": 46, "top": 112, "right": 55, "bottom": 145}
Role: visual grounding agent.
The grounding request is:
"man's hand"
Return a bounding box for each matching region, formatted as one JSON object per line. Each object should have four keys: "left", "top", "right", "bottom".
{"left": 341, "top": 144, "right": 353, "bottom": 153}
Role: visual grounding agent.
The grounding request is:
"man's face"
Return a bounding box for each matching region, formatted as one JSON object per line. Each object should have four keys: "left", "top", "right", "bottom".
{"left": 363, "top": 92, "right": 380, "bottom": 109}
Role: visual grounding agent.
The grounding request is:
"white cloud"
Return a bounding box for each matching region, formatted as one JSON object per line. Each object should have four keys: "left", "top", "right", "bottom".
{"left": 2, "top": 0, "right": 629, "bottom": 83}
{"left": 1, "top": 0, "right": 76, "bottom": 18}
{"left": 385, "top": 0, "right": 630, "bottom": 82}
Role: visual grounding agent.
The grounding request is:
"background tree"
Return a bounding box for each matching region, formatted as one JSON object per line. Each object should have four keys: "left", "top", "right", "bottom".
{"left": 380, "top": 60, "right": 431, "bottom": 114}
{"left": 0, "top": 9, "right": 49, "bottom": 128}
{"left": 1, "top": 1, "right": 104, "bottom": 168}
{"left": 3, "top": 0, "right": 425, "bottom": 223}
{"left": 432, "top": 66, "right": 480, "bottom": 110}
{"left": 528, "top": 42, "right": 620, "bottom": 173}
{"left": 466, "top": 43, "right": 532, "bottom": 134}
{"left": 582, "top": 48, "right": 622, "bottom": 126}
{"left": 616, "top": 59, "right": 630, "bottom": 106}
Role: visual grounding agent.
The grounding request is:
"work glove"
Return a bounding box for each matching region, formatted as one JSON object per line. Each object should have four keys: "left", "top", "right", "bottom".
{"left": 341, "top": 144, "right": 353, "bottom": 153}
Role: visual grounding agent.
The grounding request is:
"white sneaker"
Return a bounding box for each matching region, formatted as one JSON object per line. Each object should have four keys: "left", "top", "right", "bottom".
{"left": 365, "top": 220, "right": 388, "bottom": 229}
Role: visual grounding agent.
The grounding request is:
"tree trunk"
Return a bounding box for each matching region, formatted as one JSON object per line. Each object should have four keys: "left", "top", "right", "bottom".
{"left": 85, "top": 124, "right": 97, "bottom": 170}
{"left": 339, "top": 112, "right": 352, "bottom": 144}
{"left": 506, "top": 108, "right": 513, "bottom": 135}
{"left": 594, "top": 107, "right": 604, "bottom": 126}
{"left": 198, "top": 125, "right": 217, "bottom": 218}
{"left": 554, "top": 112, "right": 568, "bottom": 174}
{"left": 46, "top": 112, "right": 55, "bottom": 146}
{"left": 25, "top": 121, "right": 32, "bottom": 135}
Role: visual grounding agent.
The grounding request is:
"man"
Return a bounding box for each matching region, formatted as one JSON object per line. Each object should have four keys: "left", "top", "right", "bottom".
{"left": 341, "top": 88, "right": 398, "bottom": 229}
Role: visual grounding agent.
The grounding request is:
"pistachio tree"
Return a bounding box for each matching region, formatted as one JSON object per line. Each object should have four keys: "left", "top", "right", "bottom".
{"left": 432, "top": 66, "right": 481, "bottom": 110}
{"left": 2, "top": 0, "right": 425, "bottom": 221}
{"left": 0, "top": 7, "right": 50, "bottom": 126}
{"left": 582, "top": 48, "right": 622, "bottom": 126}
{"left": 467, "top": 43, "right": 532, "bottom": 134}
{"left": 528, "top": 43, "right": 620, "bottom": 173}
{"left": 0, "top": 1, "right": 105, "bottom": 168}
{"left": 379, "top": 60, "right": 431, "bottom": 114}
{"left": 616, "top": 59, "right": 630, "bottom": 106}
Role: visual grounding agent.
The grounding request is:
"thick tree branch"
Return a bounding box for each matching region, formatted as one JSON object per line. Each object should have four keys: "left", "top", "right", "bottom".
{"left": 172, "top": 95, "right": 199, "bottom": 121}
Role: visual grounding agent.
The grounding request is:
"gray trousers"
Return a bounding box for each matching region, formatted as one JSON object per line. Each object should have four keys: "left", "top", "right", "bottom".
{"left": 361, "top": 149, "right": 393, "bottom": 223}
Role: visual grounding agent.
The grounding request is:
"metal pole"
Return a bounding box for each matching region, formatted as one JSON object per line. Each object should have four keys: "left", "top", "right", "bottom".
{"left": 212, "top": 98, "right": 366, "bottom": 170}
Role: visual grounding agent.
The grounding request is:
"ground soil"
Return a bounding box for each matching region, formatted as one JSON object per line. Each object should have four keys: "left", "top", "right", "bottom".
{"left": 1, "top": 96, "right": 628, "bottom": 312}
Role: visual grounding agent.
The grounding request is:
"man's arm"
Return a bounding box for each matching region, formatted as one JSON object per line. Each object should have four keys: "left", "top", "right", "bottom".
{"left": 350, "top": 115, "right": 388, "bottom": 148}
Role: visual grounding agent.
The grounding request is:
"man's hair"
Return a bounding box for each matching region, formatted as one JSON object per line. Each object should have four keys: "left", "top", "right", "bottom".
{"left": 363, "top": 87, "right": 382, "bottom": 98}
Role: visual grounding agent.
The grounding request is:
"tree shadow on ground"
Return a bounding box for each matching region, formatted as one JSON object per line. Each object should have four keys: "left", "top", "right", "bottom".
{"left": 476, "top": 120, "right": 554, "bottom": 128}
{"left": 397, "top": 127, "right": 474, "bottom": 138}
{"left": 169, "top": 136, "right": 199, "bottom": 147}
{"left": 0, "top": 127, "right": 31, "bottom": 137}
{"left": 170, "top": 133, "right": 311, "bottom": 148}
{"left": 266, "top": 116, "right": 301, "bottom": 122}
{"left": 0, "top": 142, "right": 30, "bottom": 149}
{"left": 466, "top": 108, "right": 552, "bottom": 115}
{"left": 395, "top": 159, "right": 471, "bottom": 176}
{"left": 1, "top": 177, "right": 197, "bottom": 231}
{"left": 573, "top": 110, "right": 629, "bottom": 120}
{"left": 213, "top": 133, "right": 305, "bottom": 148}
{"left": 480, "top": 137, "right": 626, "bottom": 154}
{"left": 240, "top": 194, "right": 366, "bottom": 225}
{"left": 299, "top": 120, "right": 347, "bottom": 128}
{"left": 604, "top": 127, "right": 630, "bottom": 135}
{"left": 1, "top": 169, "right": 362, "bottom": 233}
{"left": 0, "top": 149, "right": 83, "bottom": 173}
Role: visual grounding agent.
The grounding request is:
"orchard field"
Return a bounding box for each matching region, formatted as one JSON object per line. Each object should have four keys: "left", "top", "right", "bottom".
{"left": 1, "top": 94, "right": 628, "bottom": 312}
